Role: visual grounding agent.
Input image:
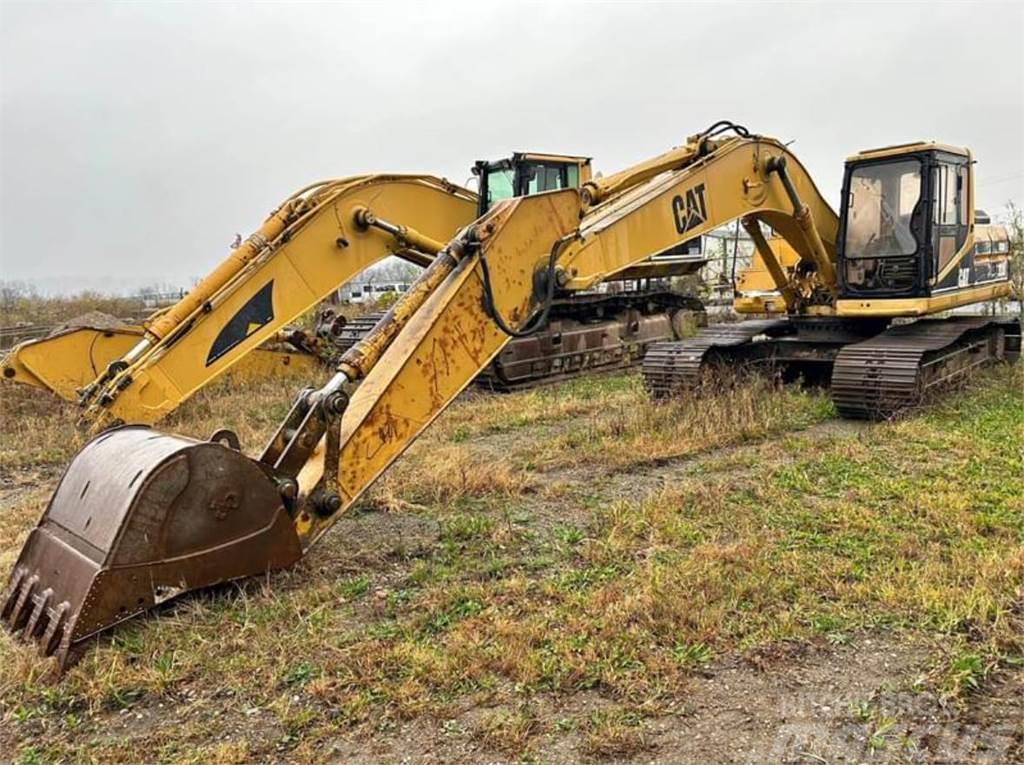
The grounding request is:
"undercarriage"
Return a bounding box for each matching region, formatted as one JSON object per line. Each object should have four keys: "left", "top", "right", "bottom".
{"left": 324, "top": 290, "right": 705, "bottom": 392}
{"left": 643, "top": 315, "right": 1021, "bottom": 419}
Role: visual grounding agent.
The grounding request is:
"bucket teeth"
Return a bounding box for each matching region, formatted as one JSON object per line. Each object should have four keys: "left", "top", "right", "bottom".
{"left": 3, "top": 569, "right": 38, "bottom": 633}
{"left": 1, "top": 570, "right": 70, "bottom": 658}
{"left": 23, "top": 586, "right": 54, "bottom": 639}
{"left": 0, "top": 566, "right": 24, "bottom": 622}
{"left": 39, "top": 601, "right": 71, "bottom": 657}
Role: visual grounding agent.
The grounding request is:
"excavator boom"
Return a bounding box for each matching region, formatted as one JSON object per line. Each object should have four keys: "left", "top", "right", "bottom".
{"left": 648, "top": 140, "right": 1016, "bottom": 414}
{"left": 279, "top": 130, "right": 844, "bottom": 546}
{"left": 2, "top": 176, "right": 476, "bottom": 425}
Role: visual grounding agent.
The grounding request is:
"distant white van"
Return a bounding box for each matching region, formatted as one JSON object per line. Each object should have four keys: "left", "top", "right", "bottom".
{"left": 343, "top": 282, "right": 412, "bottom": 304}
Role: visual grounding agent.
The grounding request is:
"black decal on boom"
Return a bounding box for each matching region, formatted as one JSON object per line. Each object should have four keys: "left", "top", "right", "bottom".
{"left": 671, "top": 183, "right": 708, "bottom": 235}
{"left": 206, "top": 280, "right": 275, "bottom": 366}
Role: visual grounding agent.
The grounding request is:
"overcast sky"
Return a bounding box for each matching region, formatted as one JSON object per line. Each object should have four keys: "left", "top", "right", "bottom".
{"left": 1, "top": 1, "right": 1022, "bottom": 293}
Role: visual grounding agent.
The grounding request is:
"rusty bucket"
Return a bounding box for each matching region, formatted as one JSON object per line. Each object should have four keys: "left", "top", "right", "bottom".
{"left": 2, "top": 426, "right": 301, "bottom": 671}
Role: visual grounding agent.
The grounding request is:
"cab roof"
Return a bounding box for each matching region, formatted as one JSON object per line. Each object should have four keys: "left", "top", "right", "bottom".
{"left": 847, "top": 141, "right": 970, "bottom": 163}
{"left": 513, "top": 152, "right": 592, "bottom": 164}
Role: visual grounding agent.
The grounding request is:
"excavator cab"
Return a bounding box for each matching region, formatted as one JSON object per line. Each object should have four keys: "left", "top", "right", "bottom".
{"left": 472, "top": 152, "right": 592, "bottom": 217}
{"left": 836, "top": 143, "right": 1009, "bottom": 311}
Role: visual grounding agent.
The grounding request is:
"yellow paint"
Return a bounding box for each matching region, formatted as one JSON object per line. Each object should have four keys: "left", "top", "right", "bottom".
{"left": 293, "top": 134, "right": 848, "bottom": 544}
{"left": 563, "top": 136, "right": 839, "bottom": 292}
{"left": 734, "top": 238, "right": 802, "bottom": 314}
{"left": 845, "top": 141, "right": 968, "bottom": 163}
{"left": 2, "top": 325, "right": 318, "bottom": 401}
{"left": 78, "top": 176, "right": 477, "bottom": 425}
{"left": 297, "top": 190, "right": 582, "bottom": 548}
{"left": 4, "top": 153, "right": 600, "bottom": 427}
{"left": 836, "top": 281, "right": 1013, "bottom": 317}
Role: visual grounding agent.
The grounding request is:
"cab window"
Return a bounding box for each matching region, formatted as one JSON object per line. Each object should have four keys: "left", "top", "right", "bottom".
{"left": 932, "top": 164, "right": 958, "bottom": 226}
{"left": 843, "top": 159, "right": 922, "bottom": 258}
{"left": 522, "top": 163, "right": 566, "bottom": 194}
{"left": 486, "top": 168, "right": 515, "bottom": 209}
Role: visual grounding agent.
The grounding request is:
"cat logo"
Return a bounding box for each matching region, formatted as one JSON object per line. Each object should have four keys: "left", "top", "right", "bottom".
{"left": 671, "top": 183, "right": 708, "bottom": 235}
{"left": 206, "top": 280, "right": 275, "bottom": 366}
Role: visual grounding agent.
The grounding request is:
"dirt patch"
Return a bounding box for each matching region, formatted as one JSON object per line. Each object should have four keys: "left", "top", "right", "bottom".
{"left": 51, "top": 310, "right": 127, "bottom": 333}
{"left": 319, "top": 509, "right": 442, "bottom": 567}
{"left": 300, "top": 635, "right": 1022, "bottom": 764}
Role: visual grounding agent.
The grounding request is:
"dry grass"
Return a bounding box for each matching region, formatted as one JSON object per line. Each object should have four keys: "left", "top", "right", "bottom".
{"left": 522, "top": 373, "right": 830, "bottom": 471}
{"left": 0, "top": 364, "right": 1021, "bottom": 763}
{"left": 472, "top": 705, "right": 545, "bottom": 756}
{"left": 0, "top": 386, "right": 91, "bottom": 471}
{"left": 0, "top": 287, "right": 386, "bottom": 330}
{"left": 371, "top": 445, "right": 536, "bottom": 511}
{"left": 582, "top": 707, "right": 652, "bottom": 759}
{"left": 0, "top": 289, "right": 151, "bottom": 327}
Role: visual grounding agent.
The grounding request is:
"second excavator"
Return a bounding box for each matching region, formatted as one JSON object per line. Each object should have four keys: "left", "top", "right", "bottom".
{"left": 3, "top": 121, "right": 1016, "bottom": 673}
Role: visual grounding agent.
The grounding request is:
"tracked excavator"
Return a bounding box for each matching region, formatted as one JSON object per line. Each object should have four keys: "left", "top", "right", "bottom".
{"left": 1, "top": 152, "right": 703, "bottom": 424}
{"left": 3, "top": 122, "right": 1015, "bottom": 673}
{"left": 643, "top": 141, "right": 1018, "bottom": 415}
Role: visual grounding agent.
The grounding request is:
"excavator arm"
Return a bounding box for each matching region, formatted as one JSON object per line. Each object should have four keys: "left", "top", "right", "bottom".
{"left": 268, "top": 130, "right": 842, "bottom": 547}
{"left": 3, "top": 126, "right": 845, "bottom": 672}
{"left": 2, "top": 175, "right": 476, "bottom": 425}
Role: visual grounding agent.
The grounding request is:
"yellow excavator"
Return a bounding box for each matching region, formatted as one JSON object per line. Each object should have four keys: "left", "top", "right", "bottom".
{"left": 3, "top": 121, "right": 1015, "bottom": 672}
{"left": 1, "top": 152, "right": 704, "bottom": 424}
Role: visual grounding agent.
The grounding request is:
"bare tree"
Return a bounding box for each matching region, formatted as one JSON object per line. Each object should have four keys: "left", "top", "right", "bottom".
{"left": 1003, "top": 201, "right": 1023, "bottom": 319}
{"left": 364, "top": 257, "right": 422, "bottom": 285}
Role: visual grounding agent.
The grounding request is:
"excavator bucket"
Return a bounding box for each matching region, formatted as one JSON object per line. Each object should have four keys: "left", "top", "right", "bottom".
{"left": 2, "top": 426, "right": 301, "bottom": 671}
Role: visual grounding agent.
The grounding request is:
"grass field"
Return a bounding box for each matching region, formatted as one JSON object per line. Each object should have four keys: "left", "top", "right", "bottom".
{"left": 0, "top": 365, "right": 1021, "bottom": 763}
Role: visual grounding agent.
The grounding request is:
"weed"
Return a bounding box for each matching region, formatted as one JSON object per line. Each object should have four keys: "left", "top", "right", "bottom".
{"left": 283, "top": 662, "right": 321, "bottom": 687}
{"left": 11, "top": 706, "right": 37, "bottom": 722}
{"left": 336, "top": 576, "right": 371, "bottom": 600}
{"left": 851, "top": 700, "right": 874, "bottom": 722}
{"left": 17, "top": 747, "right": 42, "bottom": 765}
{"left": 582, "top": 708, "right": 650, "bottom": 759}
{"left": 942, "top": 651, "right": 990, "bottom": 697}
{"left": 868, "top": 715, "right": 897, "bottom": 751}
{"left": 556, "top": 524, "right": 585, "bottom": 547}
{"left": 104, "top": 686, "right": 145, "bottom": 710}
{"left": 671, "top": 641, "right": 713, "bottom": 666}
{"left": 426, "top": 594, "right": 485, "bottom": 633}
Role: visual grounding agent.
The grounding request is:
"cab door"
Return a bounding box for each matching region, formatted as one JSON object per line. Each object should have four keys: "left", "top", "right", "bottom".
{"left": 930, "top": 160, "right": 969, "bottom": 289}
